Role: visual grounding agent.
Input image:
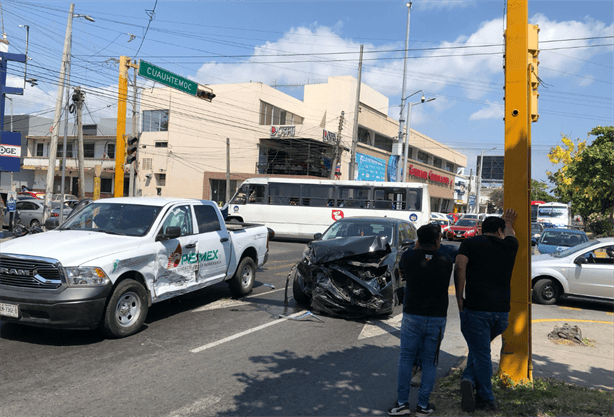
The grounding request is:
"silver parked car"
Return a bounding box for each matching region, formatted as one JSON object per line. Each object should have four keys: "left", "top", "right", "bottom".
{"left": 2, "top": 200, "right": 72, "bottom": 228}
{"left": 532, "top": 238, "right": 614, "bottom": 304}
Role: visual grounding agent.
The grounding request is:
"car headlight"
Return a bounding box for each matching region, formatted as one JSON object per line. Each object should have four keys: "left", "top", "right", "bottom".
{"left": 65, "top": 267, "right": 110, "bottom": 286}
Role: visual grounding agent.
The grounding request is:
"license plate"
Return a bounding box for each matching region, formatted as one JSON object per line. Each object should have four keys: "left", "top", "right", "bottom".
{"left": 0, "top": 302, "right": 18, "bottom": 318}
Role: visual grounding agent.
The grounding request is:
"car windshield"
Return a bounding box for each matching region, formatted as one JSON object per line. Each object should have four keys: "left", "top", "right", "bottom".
{"left": 322, "top": 221, "right": 395, "bottom": 245}
{"left": 551, "top": 240, "right": 596, "bottom": 258}
{"left": 540, "top": 230, "right": 588, "bottom": 247}
{"left": 58, "top": 203, "right": 162, "bottom": 237}
{"left": 455, "top": 219, "right": 476, "bottom": 227}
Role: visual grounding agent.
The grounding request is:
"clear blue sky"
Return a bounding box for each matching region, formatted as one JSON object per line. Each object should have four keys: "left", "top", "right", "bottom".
{"left": 3, "top": 1, "right": 612, "bottom": 186}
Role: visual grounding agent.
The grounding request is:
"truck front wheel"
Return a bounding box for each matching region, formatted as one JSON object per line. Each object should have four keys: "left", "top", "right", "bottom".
{"left": 229, "top": 257, "right": 255, "bottom": 297}
{"left": 102, "top": 279, "right": 149, "bottom": 338}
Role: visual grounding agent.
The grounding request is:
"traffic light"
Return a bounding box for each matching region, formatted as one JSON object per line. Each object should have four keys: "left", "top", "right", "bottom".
{"left": 196, "top": 89, "right": 216, "bottom": 102}
{"left": 528, "top": 24, "right": 540, "bottom": 123}
{"left": 126, "top": 136, "right": 138, "bottom": 164}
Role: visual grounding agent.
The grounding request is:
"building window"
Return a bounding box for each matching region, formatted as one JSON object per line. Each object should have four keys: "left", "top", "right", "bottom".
{"left": 142, "top": 158, "right": 153, "bottom": 170}
{"left": 445, "top": 161, "right": 454, "bottom": 172}
{"left": 210, "top": 179, "right": 238, "bottom": 205}
{"left": 433, "top": 157, "right": 443, "bottom": 168}
{"left": 57, "top": 143, "right": 73, "bottom": 158}
{"left": 83, "top": 124, "right": 97, "bottom": 135}
{"left": 259, "top": 101, "right": 303, "bottom": 125}
{"left": 101, "top": 178, "right": 113, "bottom": 193}
{"left": 155, "top": 173, "right": 166, "bottom": 186}
{"left": 417, "top": 150, "right": 429, "bottom": 164}
{"left": 155, "top": 142, "right": 168, "bottom": 148}
{"left": 84, "top": 143, "right": 95, "bottom": 158}
{"left": 142, "top": 109, "right": 169, "bottom": 132}
{"left": 36, "top": 143, "right": 44, "bottom": 157}
{"left": 107, "top": 143, "right": 115, "bottom": 159}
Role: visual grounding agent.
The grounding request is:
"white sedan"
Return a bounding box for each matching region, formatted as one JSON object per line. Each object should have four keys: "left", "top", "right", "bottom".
{"left": 532, "top": 238, "right": 614, "bottom": 305}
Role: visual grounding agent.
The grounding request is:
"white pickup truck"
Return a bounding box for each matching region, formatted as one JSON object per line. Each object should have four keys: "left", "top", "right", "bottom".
{"left": 0, "top": 197, "right": 270, "bottom": 338}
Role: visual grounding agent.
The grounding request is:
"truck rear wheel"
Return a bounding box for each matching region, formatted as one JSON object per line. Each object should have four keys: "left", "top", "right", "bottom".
{"left": 229, "top": 257, "right": 255, "bottom": 297}
{"left": 291, "top": 265, "right": 311, "bottom": 305}
{"left": 101, "top": 279, "right": 149, "bottom": 338}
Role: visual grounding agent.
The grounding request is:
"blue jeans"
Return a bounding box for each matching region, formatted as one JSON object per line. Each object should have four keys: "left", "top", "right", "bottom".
{"left": 396, "top": 313, "right": 446, "bottom": 408}
{"left": 460, "top": 308, "right": 509, "bottom": 403}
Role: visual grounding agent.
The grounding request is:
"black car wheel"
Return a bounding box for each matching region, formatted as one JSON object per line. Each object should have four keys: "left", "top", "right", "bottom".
{"left": 290, "top": 265, "right": 311, "bottom": 305}
{"left": 533, "top": 278, "right": 561, "bottom": 305}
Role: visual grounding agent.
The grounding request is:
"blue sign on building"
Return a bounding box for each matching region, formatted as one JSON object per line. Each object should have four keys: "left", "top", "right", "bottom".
{"left": 356, "top": 153, "right": 386, "bottom": 181}
{"left": 0, "top": 131, "right": 22, "bottom": 172}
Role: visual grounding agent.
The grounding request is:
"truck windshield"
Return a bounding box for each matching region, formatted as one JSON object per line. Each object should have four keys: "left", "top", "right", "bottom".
{"left": 59, "top": 203, "right": 162, "bottom": 237}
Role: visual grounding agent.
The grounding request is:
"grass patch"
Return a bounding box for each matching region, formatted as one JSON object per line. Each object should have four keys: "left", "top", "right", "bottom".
{"left": 429, "top": 368, "right": 613, "bottom": 416}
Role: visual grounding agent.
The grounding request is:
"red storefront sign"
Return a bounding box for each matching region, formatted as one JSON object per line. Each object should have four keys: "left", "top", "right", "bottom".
{"left": 408, "top": 165, "right": 451, "bottom": 186}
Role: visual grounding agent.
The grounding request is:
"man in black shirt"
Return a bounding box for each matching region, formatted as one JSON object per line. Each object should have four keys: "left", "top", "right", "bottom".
{"left": 454, "top": 209, "right": 518, "bottom": 412}
{"left": 388, "top": 224, "right": 453, "bottom": 417}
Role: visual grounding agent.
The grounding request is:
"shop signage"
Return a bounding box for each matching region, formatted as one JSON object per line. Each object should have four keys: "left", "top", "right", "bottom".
{"left": 270, "top": 125, "right": 295, "bottom": 138}
{"left": 323, "top": 130, "right": 337, "bottom": 143}
{"left": 0, "top": 132, "right": 22, "bottom": 172}
{"left": 407, "top": 164, "right": 451, "bottom": 186}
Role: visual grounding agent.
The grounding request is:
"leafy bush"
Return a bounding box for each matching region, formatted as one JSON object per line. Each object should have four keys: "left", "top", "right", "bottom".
{"left": 586, "top": 212, "right": 613, "bottom": 236}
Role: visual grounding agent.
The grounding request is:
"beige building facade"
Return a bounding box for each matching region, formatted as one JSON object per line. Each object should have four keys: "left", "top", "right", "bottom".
{"left": 138, "top": 76, "right": 467, "bottom": 212}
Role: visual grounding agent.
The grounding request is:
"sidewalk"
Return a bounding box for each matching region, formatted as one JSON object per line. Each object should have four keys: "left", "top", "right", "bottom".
{"left": 490, "top": 320, "right": 614, "bottom": 391}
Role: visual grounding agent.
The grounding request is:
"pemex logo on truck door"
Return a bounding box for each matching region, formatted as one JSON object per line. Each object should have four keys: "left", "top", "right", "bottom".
{"left": 167, "top": 243, "right": 183, "bottom": 268}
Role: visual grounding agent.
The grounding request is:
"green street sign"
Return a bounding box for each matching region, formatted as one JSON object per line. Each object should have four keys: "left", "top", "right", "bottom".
{"left": 138, "top": 60, "right": 198, "bottom": 96}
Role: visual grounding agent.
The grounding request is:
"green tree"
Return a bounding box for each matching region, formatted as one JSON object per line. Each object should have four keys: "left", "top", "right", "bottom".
{"left": 488, "top": 187, "right": 504, "bottom": 210}
{"left": 530, "top": 179, "right": 556, "bottom": 202}
{"left": 548, "top": 126, "right": 614, "bottom": 220}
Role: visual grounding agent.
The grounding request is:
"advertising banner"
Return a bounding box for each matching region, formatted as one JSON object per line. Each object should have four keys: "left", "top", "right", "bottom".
{"left": 0, "top": 132, "right": 22, "bottom": 172}
{"left": 356, "top": 153, "right": 386, "bottom": 182}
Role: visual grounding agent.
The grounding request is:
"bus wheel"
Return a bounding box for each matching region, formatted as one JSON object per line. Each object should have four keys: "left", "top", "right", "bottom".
{"left": 291, "top": 265, "right": 311, "bottom": 305}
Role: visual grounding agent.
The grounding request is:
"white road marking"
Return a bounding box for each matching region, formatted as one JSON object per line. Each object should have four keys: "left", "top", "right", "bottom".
{"left": 191, "top": 288, "right": 286, "bottom": 313}
{"left": 358, "top": 314, "right": 403, "bottom": 340}
{"left": 167, "top": 396, "right": 221, "bottom": 416}
{"left": 190, "top": 310, "right": 307, "bottom": 353}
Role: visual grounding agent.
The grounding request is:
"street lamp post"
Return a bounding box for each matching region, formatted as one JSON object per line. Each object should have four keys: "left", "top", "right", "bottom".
{"left": 396, "top": 90, "right": 436, "bottom": 182}
{"left": 43, "top": 4, "right": 94, "bottom": 223}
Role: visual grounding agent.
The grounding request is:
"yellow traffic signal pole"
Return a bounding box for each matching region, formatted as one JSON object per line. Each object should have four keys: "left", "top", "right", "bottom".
{"left": 499, "top": 0, "right": 536, "bottom": 384}
{"left": 114, "top": 56, "right": 139, "bottom": 197}
{"left": 114, "top": 55, "right": 129, "bottom": 197}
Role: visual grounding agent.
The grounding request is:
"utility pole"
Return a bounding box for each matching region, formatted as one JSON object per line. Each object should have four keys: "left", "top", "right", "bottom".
{"left": 348, "top": 45, "right": 363, "bottom": 181}
{"left": 74, "top": 87, "right": 85, "bottom": 200}
{"left": 329, "top": 111, "right": 344, "bottom": 180}
{"left": 396, "top": 2, "right": 412, "bottom": 182}
{"left": 465, "top": 168, "right": 472, "bottom": 213}
{"left": 129, "top": 68, "right": 137, "bottom": 197}
{"left": 44, "top": 3, "right": 74, "bottom": 222}
{"left": 226, "top": 138, "right": 231, "bottom": 203}
{"left": 476, "top": 150, "right": 485, "bottom": 214}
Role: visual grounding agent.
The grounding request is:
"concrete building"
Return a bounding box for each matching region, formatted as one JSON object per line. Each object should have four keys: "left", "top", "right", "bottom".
{"left": 139, "top": 76, "right": 467, "bottom": 212}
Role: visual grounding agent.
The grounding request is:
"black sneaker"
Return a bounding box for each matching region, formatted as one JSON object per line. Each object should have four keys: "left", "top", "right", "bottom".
{"left": 460, "top": 379, "right": 475, "bottom": 412}
{"left": 415, "top": 403, "right": 436, "bottom": 416}
{"left": 476, "top": 397, "right": 498, "bottom": 411}
{"left": 387, "top": 401, "right": 411, "bottom": 416}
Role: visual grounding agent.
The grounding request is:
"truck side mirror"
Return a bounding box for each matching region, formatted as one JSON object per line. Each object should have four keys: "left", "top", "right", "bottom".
{"left": 574, "top": 256, "right": 588, "bottom": 265}
{"left": 156, "top": 226, "right": 181, "bottom": 241}
{"left": 45, "top": 218, "right": 60, "bottom": 230}
{"left": 401, "top": 239, "right": 415, "bottom": 248}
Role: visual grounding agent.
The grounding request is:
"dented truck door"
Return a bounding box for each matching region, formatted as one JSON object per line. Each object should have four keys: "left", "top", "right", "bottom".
{"left": 153, "top": 204, "right": 199, "bottom": 299}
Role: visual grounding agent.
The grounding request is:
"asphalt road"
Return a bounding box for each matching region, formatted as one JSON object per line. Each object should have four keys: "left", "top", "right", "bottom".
{"left": 1, "top": 240, "right": 612, "bottom": 416}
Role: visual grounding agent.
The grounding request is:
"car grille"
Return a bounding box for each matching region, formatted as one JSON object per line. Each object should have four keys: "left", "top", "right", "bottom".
{"left": 0, "top": 255, "right": 64, "bottom": 289}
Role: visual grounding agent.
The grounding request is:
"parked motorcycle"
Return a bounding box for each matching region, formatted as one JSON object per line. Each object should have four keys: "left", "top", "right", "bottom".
{"left": 12, "top": 212, "right": 44, "bottom": 238}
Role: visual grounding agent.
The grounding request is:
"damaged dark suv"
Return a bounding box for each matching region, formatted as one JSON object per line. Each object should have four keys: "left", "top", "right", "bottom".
{"left": 287, "top": 217, "right": 417, "bottom": 319}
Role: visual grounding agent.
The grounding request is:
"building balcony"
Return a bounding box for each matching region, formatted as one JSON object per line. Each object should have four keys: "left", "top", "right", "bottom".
{"left": 23, "top": 157, "right": 117, "bottom": 171}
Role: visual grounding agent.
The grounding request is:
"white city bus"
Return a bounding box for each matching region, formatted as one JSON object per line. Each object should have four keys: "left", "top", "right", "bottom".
{"left": 536, "top": 202, "right": 570, "bottom": 227}
{"left": 224, "top": 178, "right": 431, "bottom": 238}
